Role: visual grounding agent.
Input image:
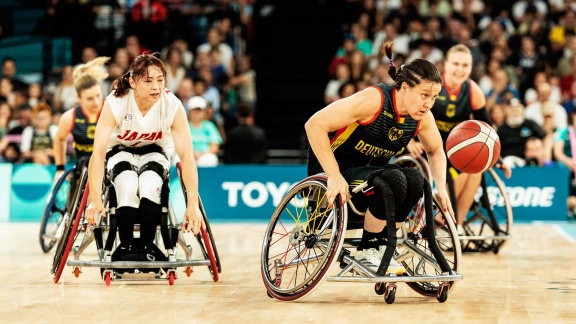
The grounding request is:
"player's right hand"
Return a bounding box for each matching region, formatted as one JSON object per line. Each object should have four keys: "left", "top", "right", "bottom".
{"left": 407, "top": 139, "right": 424, "bottom": 158}
{"left": 85, "top": 198, "right": 105, "bottom": 226}
{"left": 326, "top": 173, "right": 348, "bottom": 208}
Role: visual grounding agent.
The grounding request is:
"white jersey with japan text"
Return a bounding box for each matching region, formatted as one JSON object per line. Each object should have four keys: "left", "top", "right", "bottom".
{"left": 106, "top": 88, "right": 182, "bottom": 157}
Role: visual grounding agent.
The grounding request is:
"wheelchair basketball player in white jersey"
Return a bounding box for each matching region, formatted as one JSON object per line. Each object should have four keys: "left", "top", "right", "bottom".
{"left": 85, "top": 53, "right": 201, "bottom": 261}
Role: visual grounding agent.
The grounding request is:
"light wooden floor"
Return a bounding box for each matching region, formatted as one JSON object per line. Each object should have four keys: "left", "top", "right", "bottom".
{"left": 1, "top": 222, "right": 576, "bottom": 323}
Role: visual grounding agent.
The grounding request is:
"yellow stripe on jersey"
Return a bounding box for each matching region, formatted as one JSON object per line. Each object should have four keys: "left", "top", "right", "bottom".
{"left": 330, "top": 123, "right": 358, "bottom": 152}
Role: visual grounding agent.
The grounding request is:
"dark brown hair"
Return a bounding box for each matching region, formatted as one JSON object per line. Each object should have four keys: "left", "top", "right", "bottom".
{"left": 381, "top": 41, "right": 442, "bottom": 90}
{"left": 111, "top": 52, "right": 167, "bottom": 97}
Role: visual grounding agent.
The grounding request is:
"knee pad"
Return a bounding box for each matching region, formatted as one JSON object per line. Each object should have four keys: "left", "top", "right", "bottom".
{"left": 138, "top": 161, "right": 170, "bottom": 207}
{"left": 367, "top": 169, "right": 407, "bottom": 221}
{"left": 395, "top": 168, "right": 425, "bottom": 220}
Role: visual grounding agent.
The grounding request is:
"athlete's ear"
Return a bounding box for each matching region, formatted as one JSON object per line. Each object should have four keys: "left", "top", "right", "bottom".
{"left": 128, "top": 77, "right": 136, "bottom": 89}
{"left": 401, "top": 82, "right": 409, "bottom": 92}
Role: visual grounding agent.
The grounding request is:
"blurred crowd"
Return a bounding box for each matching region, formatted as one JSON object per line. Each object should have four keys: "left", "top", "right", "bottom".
{"left": 324, "top": 0, "right": 576, "bottom": 218}
{"left": 0, "top": 0, "right": 266, "bottom": 167}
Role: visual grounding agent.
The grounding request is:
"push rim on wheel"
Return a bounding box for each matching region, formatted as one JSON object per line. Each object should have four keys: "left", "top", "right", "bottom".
{"left": 402, "top": 195, "right": 462, "bottom": 297}
{"left": 464, "top": 168, "right": 513, "bottom": 252}
{"left": 40, "top": 168, "right": 74, "bottom": 253}
{"left": 261, "top": 176, "right": 347, "bottom": 301}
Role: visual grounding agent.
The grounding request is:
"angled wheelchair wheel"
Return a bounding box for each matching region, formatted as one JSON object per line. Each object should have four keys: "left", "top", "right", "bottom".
{"left": 196, "top": 197, "right": 221, "bottom": 282}
{"left": 51, "top": 168, "right": 89, "bottom": 283}
{"left": 464, "top": 168, "right": 513, "bottom": 253}
{"left": 261, "top": 174, "right": 347, "bottom": 301}
{"left": 39, "top": 168, "right": 74, "bottom": 253}
{"left": 176, "top": 163, "right": 221, "bottom": 281}
{"left": 400, "top": 195, "right": 462, "bottom": 298}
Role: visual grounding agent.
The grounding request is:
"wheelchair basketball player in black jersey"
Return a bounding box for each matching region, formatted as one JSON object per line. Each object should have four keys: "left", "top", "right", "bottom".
{"left": 305, "top": 41, "right": 455, "bottom": 274}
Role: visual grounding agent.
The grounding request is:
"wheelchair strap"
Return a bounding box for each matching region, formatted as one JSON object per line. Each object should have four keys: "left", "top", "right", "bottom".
{"left": 372, "top": 175, "right": 399, "bottom": 277}
{"left": 106, "top": 144, "right": 166, "bottom": 160}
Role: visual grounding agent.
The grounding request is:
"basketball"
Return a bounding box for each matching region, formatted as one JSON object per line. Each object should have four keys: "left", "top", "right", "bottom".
{"left": 446, "top": 120, "right": 501, "bottom": 174}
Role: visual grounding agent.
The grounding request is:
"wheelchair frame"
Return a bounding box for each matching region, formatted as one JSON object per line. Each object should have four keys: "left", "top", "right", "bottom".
{"left": 392, "top": 155, "right": 513, "bottom": 254}
{"left": 260, "top": 172, "right": 463, "bottom": 304}
{"left": 51, "top": 162, "right": 221, "bottom": 285}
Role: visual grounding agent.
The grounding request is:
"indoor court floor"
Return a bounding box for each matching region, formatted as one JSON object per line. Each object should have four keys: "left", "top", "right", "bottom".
{"left": 1, "top": 222, "right": 575, "bottom": 323}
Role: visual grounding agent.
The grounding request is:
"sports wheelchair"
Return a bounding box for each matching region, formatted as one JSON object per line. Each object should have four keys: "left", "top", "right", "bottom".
{"left": 260, "top": 164, "right": 463, "bottom": 304}
{"left": 392, "top": 155, "right": 513, "bottom": 254}
{"left": 50, "top": 162, "right": 221, "bottom": 285}
{"left": 40, "top": 157, "right": 90, "bottom": 253}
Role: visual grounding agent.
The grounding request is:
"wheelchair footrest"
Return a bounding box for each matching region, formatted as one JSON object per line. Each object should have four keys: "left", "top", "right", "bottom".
{"left": 67, "top": 259, "right": 210, "bottom": 268}
{"left": 326, "top": 272, "right": 463, "bottom": 283}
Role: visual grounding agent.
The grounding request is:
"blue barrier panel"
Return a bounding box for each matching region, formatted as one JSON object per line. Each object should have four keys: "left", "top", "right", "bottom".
{"left": 169, "top": 165, "right": 306, "bottom": 222}
{"left": 494, "top": 167, "right": 570, "bottom": 222}
{"left": 3, "top": 163, "right": 571, "bottom": 222}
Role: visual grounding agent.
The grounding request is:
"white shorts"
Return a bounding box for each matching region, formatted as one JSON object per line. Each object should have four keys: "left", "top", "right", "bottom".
{"left": 106, "top": 151, "right": 170, "bottom": 208}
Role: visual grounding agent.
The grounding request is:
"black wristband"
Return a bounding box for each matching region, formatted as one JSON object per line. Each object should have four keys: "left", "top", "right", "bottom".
{"left": 56, "top": 165, "right": 65, "bottom": 171}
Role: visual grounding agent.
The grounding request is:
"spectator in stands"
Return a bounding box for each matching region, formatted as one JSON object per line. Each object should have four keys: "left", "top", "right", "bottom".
{"left": 224, "top": 102, "right": 267, "bottom": 164}
{"left": 0, "top": 105, "right": 31, "bottom": 163}
{"left": 489, "top": 103, "right": 506, "bottom": 130}
{"left": 53, "top": 66, "right": 78, "bottom": 112}
{"left": 81, "top": 47, "right": 98, "bottom": 64}
{"left": 562, "top": 80, "right": 576, "bottom": 116}
{"left": 163, "top": 46, "right": 186, "bottom": 92}
{"left": 161, "top": 39, "right": 193, "bottom": 69}
{"left": 525, "top": 82, "right": 568, "bottom": 132}
{"left": 0, "top": 77, "right": 14, "bottom": 107}
{"left": 349, "top": 50, "right": 367, "bottom": 85}
{"left": 125, "top": 35, "right": 150, "bottom": 62}
{"left": 1, "top": 58, "right": 28, "bottom": 92}
{"left": 20, "top": 103, "right": 58, "bottom": 165}
{"left": 0, "top": 100, "right": 11, "bottom": 140}
{"left": 130, "top": 0, "right": 167, "bottom": 51}
{"left": 350, "top": 23, "right": 373, "bottom": 57}
{"left": 498, "top": 99, "right": 550, "bottom": 168}
{"left": 524, "top": 137, "right": 547, "bottom": 167}
{"left": 328, "top": 33, "right": 357, "bottom": 77}
{"left": 228, "top": 55, "right": 257, "bottom": 108}
{"left": 187, "top": 96, "right": 221, "bottom": 167}
{"left": 508, "top": 35, "right": 546, "bottom": 98}
{"left": 406, "top": 36, "right": 444, "bottom": 66}
{"left": 197, "top": 27, "right": 234, "bottom": 74}
{"left": 27, "top": 83, "right": 44, "bottom": 108}
{"left": 525, "top": 72, "right": 562, "bottom": 106}
{"left": 337, "top": 82, "right": 357, "bottom": 100}
{"left": 485, "top": 68, "right": 520, "bottom": 109}
{"left": 176, "top": 77, "right": 195, "bottom": 111}
{"left": 113, "top": 47, "right": 131, "bottom": 74}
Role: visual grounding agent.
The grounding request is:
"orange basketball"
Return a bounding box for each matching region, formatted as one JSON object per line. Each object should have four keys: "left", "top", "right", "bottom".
{"left": 446, "top": 120, "right": 501, "bottom": 174}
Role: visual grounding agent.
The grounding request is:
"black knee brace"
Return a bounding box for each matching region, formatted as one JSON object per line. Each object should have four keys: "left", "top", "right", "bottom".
{"left": 396, "top": 167, "right": 425, "bottom": 220}
{"left": 367, "top": 169, "right": 407, "bottom": 222}
{"left": 138, "top": 198, "right": 162, "bottom": 249}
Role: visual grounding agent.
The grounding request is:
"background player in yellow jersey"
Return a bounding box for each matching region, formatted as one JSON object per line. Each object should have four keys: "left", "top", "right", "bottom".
{"left": 53, "top": 56, "right": 110, "bottom": 181}
{"left": 407, "top": 45, "right": 511, "bottom": 235}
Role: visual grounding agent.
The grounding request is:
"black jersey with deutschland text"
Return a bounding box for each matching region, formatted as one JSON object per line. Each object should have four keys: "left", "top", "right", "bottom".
{"left": 431, "top": 76, "right": 474, "bottom": 142}
{"left": 70, "top": 105, "right": 98, "bottom": 158}
{"left": 307, "top": 84, "right": 421, "bottom": 175}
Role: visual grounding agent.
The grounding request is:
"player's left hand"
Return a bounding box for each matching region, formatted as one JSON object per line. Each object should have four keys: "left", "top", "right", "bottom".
{"left": 495, "top": 161, "right": 512, "bottom": 179}
{"left": 182, "top": 206, "right": 202, "bottom": 236}
{"left": 435, "top": 187, "right": 456, "bottom": 224}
